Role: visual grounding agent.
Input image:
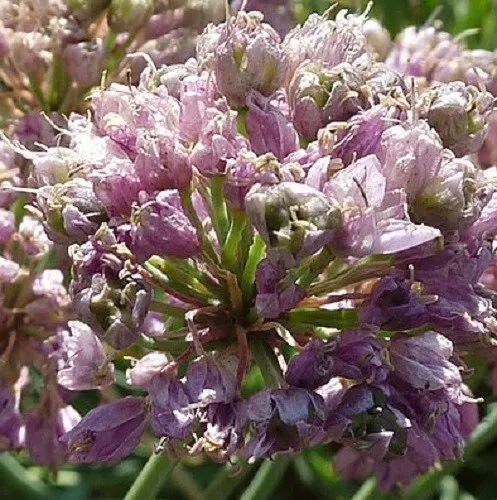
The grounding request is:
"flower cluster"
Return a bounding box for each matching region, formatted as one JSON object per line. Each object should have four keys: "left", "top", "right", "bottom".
{"left": 384, "top": 21, "right": 497, "bottom": 167}
{"left": 0, "top": 158, "right": 85, "bottom": 468}
{"left": 3, "top": 5, "right": 497, "bottom": 492}
{"left": 0, "top": 0, "right": 232, "bottom": 129}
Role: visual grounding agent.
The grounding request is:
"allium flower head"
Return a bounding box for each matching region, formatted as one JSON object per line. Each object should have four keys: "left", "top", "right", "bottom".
{"left": 3, "top": 5, "right": 497, "bottom": 494}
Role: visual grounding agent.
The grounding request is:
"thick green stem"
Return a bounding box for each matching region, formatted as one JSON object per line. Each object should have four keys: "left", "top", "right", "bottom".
{"left": 204, "top": 463, "right": 255, "bottom": 500}
{"left": 308, "top": 259, "right": 393, "bottom": 296}
{"left": 150, "top": 257, "right": 218, "bottom": 300}
{"left": 149, "top": 300, "right": 188, "bottom": 319}
{"left": 0, "top": 453, "right": 51, "bottom": 500}
{"left": 124, "top": 451, "right": 176, "bottom": 500}
{"left": 250, "top": 336, "right": 285, "bottom": 388}
{"left": 236, "top": 107, "right": 249, "bottom": 138}
{"left": 222, "top": 211, "right": 247, "bottom": 274}
{"left": 241, "top": 235, "right": 266, "bottom": 305}
{"left": 239, "top": 457, "right": 291, "bottom": 500}
{"left": 180, "top": 188, "right": 219, "bottom": 264}
{"left": 351, "top": 477, "right": 378, "bottom": 500}
{"left": 28, "top": 74, "right": 48, "bottom": 112}
{"left": 142, "top": 261, "right": 210, "bottom": 306}
{"left": 49, "top": 54, "right": 71, "bottom": 111}
{"left": 107, "top": 29, "right": 140, "bottom": 76}
{"left": 404, "top": 403, "right": 497, "bottom": 500}
{"left": 138, "top": 335, "right": 189, "bottom": 355}
{"left": 296, "top": 247, "right": 334, "bottom": 289}
{"left": 170, "top": 258, "right": 228, "bottom": 300}
{"left": 210, "top": 176, "right": 230, "bottom": 246}
{"left": 285, "top": 308, "right": 359, "bottom": 329}
{"left": 171, "top": 465, "right": 204, "bottom": 500}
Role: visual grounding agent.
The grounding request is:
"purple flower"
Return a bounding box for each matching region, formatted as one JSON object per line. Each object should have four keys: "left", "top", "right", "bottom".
{"left": 288, "top": 62, "right": 371, "bottom": 140}
{"left": 148, "top": 374, "right": 194, "bottom": 440}
{"left": 69, "top": 224, "right": 123, "bottom": 293}
{"left": 246, "top": 90, "right": 299, "bottom": 160}
{"left": 61, "top": 397, "right": 148, "bottom": 464}
{"left": 127, "top": 352, "right": 175, "bottom": 389}
{"left": 286, "top": 330, "right": 388, "bottom": 390}
{"left": 224, "top": 150, "right": 282, "bottom": 210}
{"left": 90, "top": 158, "right": 142, "bottom": 217}
{"left": 0, "top": 257, "right": 19, "bottom": 283}
{"left": 130, "top": 190, "right": 199, "bottom": 263}
{"left": 26, "top": 402, "right": 81, "bottom": 468}
{"left": 13, "top": 112, "right": 62, "bottom": 150}
{"left": 74, "top": 268, "right": 151, "bottom": 350}
{"left": 325, "top": 155, "right": 441, "bottom": 257}
{"left": 37, "top": 179, "right": 105, "bottom": 244}
{"left": 91, "top": 83, "right": 180, "bottom": 159}
{"left": 332, "top": 105, "right": 398, "bottom": 167}
{"left": 423, "top": 82, "right": 493, "bottom": 157}
{"left": 188, "top": 107, "right": 248, "bottom": 176}
{"left": 327, "top": 384, "right": 410, "bottom": 461}
{"left": 244, "top": 388, "right": 326, "bottom": 459}
{"left": 56, "top": 321, "right": 115, "bottom": 391}
{"left": 0, "top": 208, "right": 14, "bottom": 244}
{"left": 63, "top": 40, "right": 105, "bottom": 87}
{"left": 192, "top": 399, "right": 248, "bottom": 461}
{"left": 283, "top": 10, "right": 370, "bottom": 79}
{"left": 377, "top": 122, "right": 443, "bottom": 201}
{"left": 411, "top": 156, "right": 492, "bottom": 232}
{"left": 255, "top": 256, "right": 305, "bottom": 319}
{"left": 0, "top": 383, "right": 24, "bottom": 452}
{"left": 210, "top": 11, "right": 285, "bottom": 108}
{"left": 385, "top": 26, "right": 462, "bottom": 81}
{"left": 389, "top": 332, "right": 462, "bottom": 393}
{"left": 24, "top": 270, "right": 71, "bottom": 326}
{"left": 134, "top": 140, "right": 191, "bottom": 193}
{"left": 17, "top": 216, "right": 51, "bottom": 256}
{"left": 246, "top": 182, "right": 342, "bottom": 264}
{"left": 185, "top": 355, "right": 237, "bottom": 405}
{"left": 359, "top": 277, "right": 429, "bottom": 331}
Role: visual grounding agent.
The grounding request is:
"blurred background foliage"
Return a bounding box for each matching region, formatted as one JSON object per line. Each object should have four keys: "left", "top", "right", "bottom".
{"left": 3, "top": 1, "right": 497, "bottom": 499}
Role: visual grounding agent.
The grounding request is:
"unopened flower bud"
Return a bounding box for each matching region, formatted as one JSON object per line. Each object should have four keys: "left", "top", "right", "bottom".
{"left": 363, "top": 19, "right": 391, "bottom": 61}
{"left": 36, "top": 179, "right": 106, "bottom": 245}
{"left": 75, "top": 269, "right": 151, "bottom": 350}
{"left": 61, "top": 397, "right": 148, "bottom": 463}
{"left": 411, "top": 156, "right": 492, "bottom": 232}
{"left": 63, "top": 40, "right": 105, "bottom": 87}
{"left": 246, "top": 182, "right": 342, "bottom": 263}
{"left": 289, "top": 62, "right": 370, "bottom": 140}
{"left": 425, "top": 82, "right": 493, "bottom": 157}
{"left": 210, "top": 11, "right": 285, "bottom": 108}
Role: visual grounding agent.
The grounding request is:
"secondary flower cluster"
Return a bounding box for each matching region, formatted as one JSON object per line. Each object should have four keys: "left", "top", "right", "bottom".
{"left": 0, "top": 0, "right": 231, "bottom": 127}
{"left": 0, "top": 147, "right": 84, "bottom": 468}
{"left": 2, "top": 5, "right": 497, "bottom": 491}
